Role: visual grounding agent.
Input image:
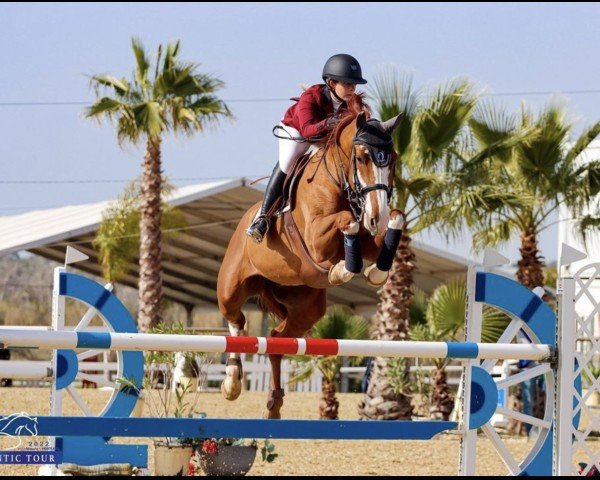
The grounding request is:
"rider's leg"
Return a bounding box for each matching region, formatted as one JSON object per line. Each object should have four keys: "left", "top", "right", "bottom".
{"left": 246, "top": 123, "right": 310, "bottom": 243}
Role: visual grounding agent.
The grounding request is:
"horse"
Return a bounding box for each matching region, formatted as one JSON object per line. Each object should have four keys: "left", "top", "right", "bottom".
{"left": 217, "top": 96, "right": 404, "bottom": 419}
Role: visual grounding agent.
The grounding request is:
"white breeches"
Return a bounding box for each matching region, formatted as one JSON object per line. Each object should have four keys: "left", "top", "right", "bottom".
{"left": 277, "top": 123, "right": 312, "bottom": 174}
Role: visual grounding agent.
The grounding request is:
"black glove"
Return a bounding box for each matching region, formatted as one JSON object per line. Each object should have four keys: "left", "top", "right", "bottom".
{"left": 326, "top": 115, "right": 341, "bottom": 130}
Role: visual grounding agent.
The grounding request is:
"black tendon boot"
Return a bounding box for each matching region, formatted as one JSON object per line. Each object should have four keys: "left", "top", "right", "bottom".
{"left": 246, "top": 164, "right": 287, "bottom": 243}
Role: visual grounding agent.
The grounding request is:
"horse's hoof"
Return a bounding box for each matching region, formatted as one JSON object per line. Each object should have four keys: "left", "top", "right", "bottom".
{"left": 221, "top": 369, "right": 242, "bottom": 401}
{"left": 328, "top": 261, "right": 354, "bottom": 286}
{"left": 364, "top": 264, "right": 389, "bottom": 287}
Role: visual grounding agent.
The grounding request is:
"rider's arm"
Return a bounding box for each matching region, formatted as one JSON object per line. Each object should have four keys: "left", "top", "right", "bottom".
{"left": 295, "top": 90, "right": 329, "bottom": 139}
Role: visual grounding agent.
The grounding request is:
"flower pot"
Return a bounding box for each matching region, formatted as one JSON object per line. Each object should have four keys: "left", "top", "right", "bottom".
{"left": 154, "top": 442, "right": 194, "bottom": 476}
{"left": 200, "top": 445, "right": 257, "bottom": 476}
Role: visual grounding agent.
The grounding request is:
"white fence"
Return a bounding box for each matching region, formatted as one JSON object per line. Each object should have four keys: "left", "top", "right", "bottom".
{"left": 1, "top": 354, "right": 470, "bottom": 393}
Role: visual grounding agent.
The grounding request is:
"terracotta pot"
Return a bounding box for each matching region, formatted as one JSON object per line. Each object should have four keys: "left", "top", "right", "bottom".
{"left": 154, "top": 442, "right": 194, "bottom": 476}
{"left": 200, "top": 445, "right": 257, "bottom": 476}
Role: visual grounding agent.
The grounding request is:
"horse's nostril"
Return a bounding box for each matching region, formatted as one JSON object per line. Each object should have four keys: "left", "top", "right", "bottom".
{"left": 370, "top": 218, "right": 377, "bottom": 228}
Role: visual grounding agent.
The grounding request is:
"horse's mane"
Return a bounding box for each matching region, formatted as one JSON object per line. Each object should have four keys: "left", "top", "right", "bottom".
{"left": 325, "top": 93, "right": 371, "bottom": 152}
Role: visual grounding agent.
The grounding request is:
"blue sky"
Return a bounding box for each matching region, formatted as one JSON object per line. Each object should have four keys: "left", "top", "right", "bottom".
{"left": 1, "top": 3, "right": 599, "bottom": 263}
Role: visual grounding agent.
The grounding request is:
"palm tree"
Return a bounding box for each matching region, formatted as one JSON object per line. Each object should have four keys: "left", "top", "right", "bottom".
{"left": 358, "top": 67, "right": 480, "bottom": 420}
{"left": 459, "top": 101, "right": 600, "bottom": 290}
{"left": 290, "top": 306, "right": 368, "bottom": 419}
{"left": 86, "top": 38, "right": 232, "bottom": 331}
{"left": 410, "top": 279, "right": 510, "bottom": 420}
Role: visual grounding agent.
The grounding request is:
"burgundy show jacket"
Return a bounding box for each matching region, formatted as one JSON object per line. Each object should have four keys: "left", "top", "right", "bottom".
{"left": 282, "top": 84, "right": 345, "bottom": 139}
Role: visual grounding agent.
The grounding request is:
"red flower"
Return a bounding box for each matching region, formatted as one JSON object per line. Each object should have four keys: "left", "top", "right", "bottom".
{"left": 202, "top": 439, "right": 219, "bottom": 454}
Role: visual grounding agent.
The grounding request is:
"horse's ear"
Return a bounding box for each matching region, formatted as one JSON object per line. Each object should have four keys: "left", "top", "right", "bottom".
{"left": 381, "top": 113, "right": 404, "bottom": 134}
{"left": 356, "top": 111, "right": 367, "bottom": 130}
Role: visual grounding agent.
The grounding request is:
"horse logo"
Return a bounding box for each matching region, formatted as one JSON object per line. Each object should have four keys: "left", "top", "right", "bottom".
{"left": 0, "top": 413, "right": 39, "bottom": 450}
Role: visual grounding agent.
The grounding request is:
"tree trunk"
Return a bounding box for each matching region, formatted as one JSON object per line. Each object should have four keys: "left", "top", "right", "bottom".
{"left": 138, "top": 135, "right": 163, "bottom": 332}
{"left": 358, "top": 230, "right": 415, "bottom": 420}
{"left": 516, "top": 228, "right": 548, "bottom": 433}
{"left": 429, "top": 368, "right": 454, "bottom": 420}
{"left": 319, "top": 377, "right": 339, "bottom": 420}
{"left": 517, "top": 228, "right": 545, "bottom": 290}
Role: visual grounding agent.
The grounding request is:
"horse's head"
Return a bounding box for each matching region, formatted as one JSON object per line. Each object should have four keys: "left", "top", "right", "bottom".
{"left": 345, "top": 111, "right": 403, "bottom": 235}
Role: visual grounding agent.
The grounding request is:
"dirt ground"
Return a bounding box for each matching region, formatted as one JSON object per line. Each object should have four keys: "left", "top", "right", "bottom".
{"left": 0, "top": 388, "right": 596, "bottom": 476}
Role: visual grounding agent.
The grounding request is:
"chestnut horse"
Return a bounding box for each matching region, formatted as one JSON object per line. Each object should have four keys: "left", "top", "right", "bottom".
{"left": 217, "top": 97, "right": 403, "bottom": 418}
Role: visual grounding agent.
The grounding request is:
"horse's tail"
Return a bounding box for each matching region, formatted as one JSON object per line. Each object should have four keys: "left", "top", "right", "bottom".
{"left": 257, "top": 281, "right": 287, "bottom": 322}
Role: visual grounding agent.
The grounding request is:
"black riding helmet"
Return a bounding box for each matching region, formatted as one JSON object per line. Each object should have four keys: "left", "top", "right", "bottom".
{"left": 322, "top": 54, "right": 367, "bottom": 85}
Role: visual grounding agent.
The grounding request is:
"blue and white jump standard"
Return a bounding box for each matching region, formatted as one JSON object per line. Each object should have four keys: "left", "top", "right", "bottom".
{"left": 0, "top": 246, "right": 590, "bottom": 476}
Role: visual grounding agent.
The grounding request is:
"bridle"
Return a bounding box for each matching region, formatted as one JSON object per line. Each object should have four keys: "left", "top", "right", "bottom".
{"left": 331, "top": 119, "right": 395, "bottom": 222}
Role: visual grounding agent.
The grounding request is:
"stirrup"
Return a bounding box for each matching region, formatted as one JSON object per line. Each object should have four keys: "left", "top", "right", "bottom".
{"left": 245, "top": 215, "right": 270, "bottom": 244}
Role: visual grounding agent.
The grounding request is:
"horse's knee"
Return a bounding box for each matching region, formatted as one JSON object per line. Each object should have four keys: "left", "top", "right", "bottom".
{"left": 336, "top": 211, "right": 358, "bottom": 234}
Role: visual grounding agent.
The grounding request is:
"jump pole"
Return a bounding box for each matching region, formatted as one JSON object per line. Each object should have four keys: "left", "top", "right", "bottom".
{"left": 0, "top": 329, "right": 553, "bottom": 361}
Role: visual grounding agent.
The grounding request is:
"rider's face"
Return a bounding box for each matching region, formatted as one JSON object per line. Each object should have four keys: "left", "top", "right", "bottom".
{"left": 331, "top": 80, "right": 356, "bottom": 101}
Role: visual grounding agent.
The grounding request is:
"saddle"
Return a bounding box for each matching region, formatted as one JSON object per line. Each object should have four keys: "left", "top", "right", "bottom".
{"left": 265, "top": 152, "right": 332, "bottom": 287}
{"left": 261, "top": 151, "right": 311, "bottom": 218}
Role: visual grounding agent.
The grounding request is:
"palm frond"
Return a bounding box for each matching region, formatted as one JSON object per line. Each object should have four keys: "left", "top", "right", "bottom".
{"left": 368, "top": 65, "right": 418, "bottom": 157}
{"left": 131, "top": 37, "right": 151, "bottom": 92}
{"left": 116, "top": 109, "right": 142, "bottom": 145}
{"left": 89, "top": 75, "right": 130, "bottom": 97}
{"left": 409, "top": 287, "right": 429, "bottom": 327}
{"left": 85, "top": 97, "right": 124, "bottom": 118}
{"left": 163, "top": 40, "right": 181, "bottom": 71}
{"left": 420, "top": 278, "right": 511, "bottom": 344}
{"left": 481, "top": 306, "right": 511, "bottom": 344}
{"left": 426, "top": 279, "right": 466, "bottom": 336}
{"left": 287, "top": 359, "right": 319, "bottom": 384}
{"left": 401, "top": 172, "right": 447, "bottom": 198}
{"left": 577, "top": 214, "right": 600, "bottom": 249}
{"left": 461, "top": 123, "right": 537, "bottom": 172}
{"left": 471, "top": 219, "right": 516, "bottom": 252}
{"left": 132, "top": 101, "right": 165, "bottom": 137}
{"left": 409, "top": 323, "right": 438, "bottom": 342}
{"left": 414, "top": 78, "right": 478, "bottom": 168}
{"left": 565, "top": 120, "right": 600, "bottom": 166}
{"left": 311, "top": 305, "right": 369, "bottom": 341}
{"left": 584, "top": 160, "right": 600, "bottom": 196}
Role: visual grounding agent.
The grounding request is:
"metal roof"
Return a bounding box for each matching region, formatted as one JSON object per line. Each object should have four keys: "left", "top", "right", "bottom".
{"left": 0, "top": 178, "right": 470, "bottom": 309}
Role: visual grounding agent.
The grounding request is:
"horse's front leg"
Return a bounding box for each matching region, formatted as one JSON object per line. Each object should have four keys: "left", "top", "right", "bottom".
{"left": 364, "top": 209, "right": 404, "bottom": 286}
{"left": 309, "top": 210, "right": 363, "bottom": 286}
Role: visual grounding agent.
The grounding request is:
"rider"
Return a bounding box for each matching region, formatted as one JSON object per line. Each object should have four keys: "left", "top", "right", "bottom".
{"left": 245, "top": 53, "right": 368, "bottom": 243}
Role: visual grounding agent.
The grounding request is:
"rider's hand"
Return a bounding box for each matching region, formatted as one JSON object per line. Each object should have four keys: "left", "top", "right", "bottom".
{"left": 326, "top": 115, "right": 341, "bottom": 130}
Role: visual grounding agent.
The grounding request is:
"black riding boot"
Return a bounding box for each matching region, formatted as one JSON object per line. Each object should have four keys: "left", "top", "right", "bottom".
{"left": 246, "top": 164, "right": 287, "bottom": 243}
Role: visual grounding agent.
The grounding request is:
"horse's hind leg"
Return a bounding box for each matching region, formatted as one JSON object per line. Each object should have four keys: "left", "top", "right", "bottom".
{"left": 264, "top": 286, "right": 327, "bottom": 419}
